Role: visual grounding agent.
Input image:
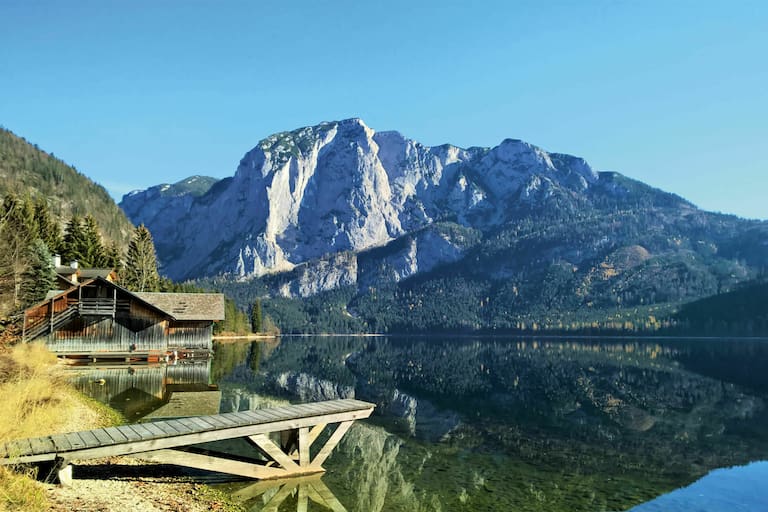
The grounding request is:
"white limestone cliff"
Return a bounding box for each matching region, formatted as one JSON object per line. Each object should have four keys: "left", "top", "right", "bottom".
{"left": 121, "top": 118, "right": 601, "bottom": 283}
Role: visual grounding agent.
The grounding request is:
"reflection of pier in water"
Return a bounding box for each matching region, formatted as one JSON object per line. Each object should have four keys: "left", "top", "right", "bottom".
{"left": 65, "top": 360, "right": 219, "bottom": 421}
{"left": 231, "top": 475, "right": 347, "bottom": 512}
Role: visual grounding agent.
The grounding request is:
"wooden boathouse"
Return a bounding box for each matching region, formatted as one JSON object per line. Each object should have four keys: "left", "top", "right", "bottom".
{"left": 22, "top": 277, "right": 225, "bottom": 357}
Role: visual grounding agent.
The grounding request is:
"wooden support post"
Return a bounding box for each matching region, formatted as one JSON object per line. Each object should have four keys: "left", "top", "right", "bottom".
{"left": 298, "top": 427, "right": 310, "bottom": 467}
{"left": 54, "top": 457, "right": 72, "bottom": 487}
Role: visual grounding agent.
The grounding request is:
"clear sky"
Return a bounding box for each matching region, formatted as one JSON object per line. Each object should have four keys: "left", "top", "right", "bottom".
{"left": 1, "top": 1, "right": 766, "bottom": 219}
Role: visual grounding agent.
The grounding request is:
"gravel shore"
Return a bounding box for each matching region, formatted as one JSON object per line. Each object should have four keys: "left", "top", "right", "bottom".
{"left": 43, "top": 457, "right": 245, "bottom": 512}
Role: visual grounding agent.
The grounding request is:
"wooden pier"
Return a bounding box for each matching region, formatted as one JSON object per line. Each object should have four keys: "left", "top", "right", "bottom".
{"left": 0, "top": 399, "right": 374, "bottom": 486}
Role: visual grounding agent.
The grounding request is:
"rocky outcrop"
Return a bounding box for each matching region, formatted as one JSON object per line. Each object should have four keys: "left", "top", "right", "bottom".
{"left": 120, "top": 119, "right": 604, "bottom": 281}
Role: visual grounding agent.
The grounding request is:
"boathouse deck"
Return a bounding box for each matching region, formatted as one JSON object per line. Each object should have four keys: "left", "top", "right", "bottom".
{"left": 0, "top": 399, "right": 375, "bottom": 485}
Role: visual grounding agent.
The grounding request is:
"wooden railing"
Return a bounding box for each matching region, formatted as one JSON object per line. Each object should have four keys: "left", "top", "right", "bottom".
{"left": 24, "top": 304, "right": 79, "bottom": 342}
{"left": 78, "top": 298, "right": 116, "bottom": 316}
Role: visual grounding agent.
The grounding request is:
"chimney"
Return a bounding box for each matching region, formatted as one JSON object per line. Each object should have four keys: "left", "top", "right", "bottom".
{"left": 70, "top": 261, "right": 79, "bottom": 270}
{"left": 53, "top": 254, "right": 61, "bottom": 267}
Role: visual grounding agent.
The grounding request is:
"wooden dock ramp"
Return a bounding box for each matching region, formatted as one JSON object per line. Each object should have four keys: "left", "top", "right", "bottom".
{"left": 0, "top": 399, "right": 374, "bottom": 486}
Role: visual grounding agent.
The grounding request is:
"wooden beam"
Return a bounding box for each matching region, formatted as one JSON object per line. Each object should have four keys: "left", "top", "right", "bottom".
{"left": 307, "top": 423, "right": 327, "bottom": 446}
{"left": 130, "top": 449, "right": 297, "bottom": 480}
{"left": 248, "top": 434, "right": 300, "bottom": 472}
{"left": 298, "top": 427, "right": 310, "bottom": 467}
{"left": 310, "top": 421, "right": 354, "bottom": 469}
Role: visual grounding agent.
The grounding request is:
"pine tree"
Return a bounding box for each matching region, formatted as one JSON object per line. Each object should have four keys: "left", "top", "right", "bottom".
{"left": 104, "top": 240, "right": 122, "bottom": 272}
{"left": 251, "top": 299, "right": 263, "bottom": 333}
{"left": 20, "top": 239, "right": 55, "bottom": 307}
{"left": 33, "top": 198, "right": 63, "bottom": 255}
{"left": 62, "top": 214, "right": 87, "bottom": 265}
{"left": 122, "top": 224, "right": 160, "bottom": 292}
{"left": 81, "top": 214, "right": 107, "bottom": 267}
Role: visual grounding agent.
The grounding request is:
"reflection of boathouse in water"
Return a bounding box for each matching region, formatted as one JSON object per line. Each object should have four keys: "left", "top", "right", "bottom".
{"left": 21, "top": 276, "right": 224, "bottom": 358}
{"left": 66, "top": 360, "right": 219, "bottom": 421}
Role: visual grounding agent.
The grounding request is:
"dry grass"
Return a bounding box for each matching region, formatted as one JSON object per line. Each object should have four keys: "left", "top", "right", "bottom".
{"left": 0, "top": 343, "right": 123, "bottom": 511}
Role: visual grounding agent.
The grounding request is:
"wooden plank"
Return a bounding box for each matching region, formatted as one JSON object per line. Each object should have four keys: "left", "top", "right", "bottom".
{"left": 248, "top": 434, "right": 300, "bottom": 471}
{"left": 117, "top": 425, "right": 143, "bottom": 442}
{"left": 177, "top": 417, "right": 208, "bottom": 432}
{"left": 140, "top": 422, "right": 167, "bottom": 437}
{"left": 127, "top": 424, "right": 155, "bottom": 440}
{"left": 29, "top": 436, "right": 56, "bottom": 455}
{"left": 91, "top": 429, "right": 113, "bottom": 445}
{"left": 188, "top": 416, "right": 218, "bottom": 430}
{"left": 150, "top": 420, "right": 181, "bottom": 436}
{"left": 201, "top": 414, "right": 236, "bottom": 428}
{"left": 130, "top": 449, "right": 304, "bottom": 480}
{"left": 310, "top": 421, "right": 354, "bottom": 469}
{"left": 77, "top": 430, "right": 101, "bottom": 449}
{"left": 241, "top": 409, "right": 280, "bottom": 423}
{"left": 165, "top": 419, "right": 194, "bottom": 435}
{"left": 103, "top": 427, "right": 129, "bottom": 443}
{"left": 64, "top": 432, "right": 88, "bottom": 450}
{"left": 49, "top": 434, "right": 73, "bottom": 452}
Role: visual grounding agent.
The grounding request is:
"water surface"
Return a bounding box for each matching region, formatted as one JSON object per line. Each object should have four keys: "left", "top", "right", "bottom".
{"left": 71, "top": 336, "right": 768, "bottom": 511}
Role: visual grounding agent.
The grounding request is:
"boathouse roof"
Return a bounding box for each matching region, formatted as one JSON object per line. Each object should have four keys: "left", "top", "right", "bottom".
{"left": 134, "top": 292, "right": 226, "bottom": 321}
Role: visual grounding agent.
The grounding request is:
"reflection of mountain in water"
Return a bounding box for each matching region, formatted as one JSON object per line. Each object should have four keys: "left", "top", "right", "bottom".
{"left": 215, "top": 337, "right": 768, "bottom": 511}
{"left": 66, "top": 360, "right": 217, "bottom": 421}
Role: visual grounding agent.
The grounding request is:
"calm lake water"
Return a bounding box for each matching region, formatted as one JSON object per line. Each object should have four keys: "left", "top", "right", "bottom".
{"left": 70, "top": 336, "right": 768, "bottom": 511}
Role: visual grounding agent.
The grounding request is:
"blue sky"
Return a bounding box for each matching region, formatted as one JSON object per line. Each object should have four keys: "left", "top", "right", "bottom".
{"left": 1, "top": 1, "right": 766, "bottom": 219}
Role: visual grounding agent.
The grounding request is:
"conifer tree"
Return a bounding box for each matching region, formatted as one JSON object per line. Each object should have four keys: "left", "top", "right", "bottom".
{"left": 81, "top": 214, "right": 107, "bottom": 267}
{"left": 20, "top": 239, "right": 55, "bottom": 307}
{"left": 122, "top": 224, "right": 160, "bottom": 292}
{"left": 62, "top": 214, "right": 87, "bottom": 265}
{"left": 251, "top": 299, "right": 263, "bottom": 333}
{"left": 104, "top": 240, "right": 122, "bottom": 272}
{"left": 33, "top": 198, "right": 63, "bottom": 255}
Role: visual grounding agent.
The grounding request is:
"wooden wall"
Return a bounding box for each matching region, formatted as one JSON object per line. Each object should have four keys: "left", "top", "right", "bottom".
{"left": 167, "top": 321, "right": 213, "bottom": 350}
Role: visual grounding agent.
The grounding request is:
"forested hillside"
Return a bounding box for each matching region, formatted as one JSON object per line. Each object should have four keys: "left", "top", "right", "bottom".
{"left": 0, "top": 128, "right": 133, "bottom": 245}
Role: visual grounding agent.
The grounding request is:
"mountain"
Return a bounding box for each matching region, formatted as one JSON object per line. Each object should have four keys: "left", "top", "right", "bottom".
{"left": 121, "top": 119, "right": 768, "bottom": 333}
{"left": 0, "top": 127, "right": 133, "bottom": 245}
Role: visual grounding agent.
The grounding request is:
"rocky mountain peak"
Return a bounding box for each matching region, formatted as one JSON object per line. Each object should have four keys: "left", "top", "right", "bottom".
{"left": 120, "top": 119, "right": 637, "bottom": 282}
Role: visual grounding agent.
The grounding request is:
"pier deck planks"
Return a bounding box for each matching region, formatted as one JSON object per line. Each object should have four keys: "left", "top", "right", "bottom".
{"left": 0, "top": 399, "right": 375, "bottom": 471}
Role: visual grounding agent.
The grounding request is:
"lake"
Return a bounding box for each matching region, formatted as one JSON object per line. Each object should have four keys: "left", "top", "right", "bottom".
{"left": 69, "top": 336, "right": 768, "bottom": 511}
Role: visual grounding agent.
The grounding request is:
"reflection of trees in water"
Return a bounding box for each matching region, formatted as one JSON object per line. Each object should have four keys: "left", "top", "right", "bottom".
{"left": 216, "top": 336, "right": 768, "bottom": 511}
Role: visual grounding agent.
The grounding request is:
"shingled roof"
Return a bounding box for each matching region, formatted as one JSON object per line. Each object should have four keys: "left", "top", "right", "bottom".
{"left": 133, "top": 292, "right": 226, "bottom": 321}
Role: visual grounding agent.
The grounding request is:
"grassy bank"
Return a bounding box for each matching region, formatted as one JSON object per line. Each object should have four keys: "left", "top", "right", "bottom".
{"left": 0, "top": 343, "right": 246, "bottom": 512}
{"left": 0, "top": 343, "right": 123, "bottom": 511}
